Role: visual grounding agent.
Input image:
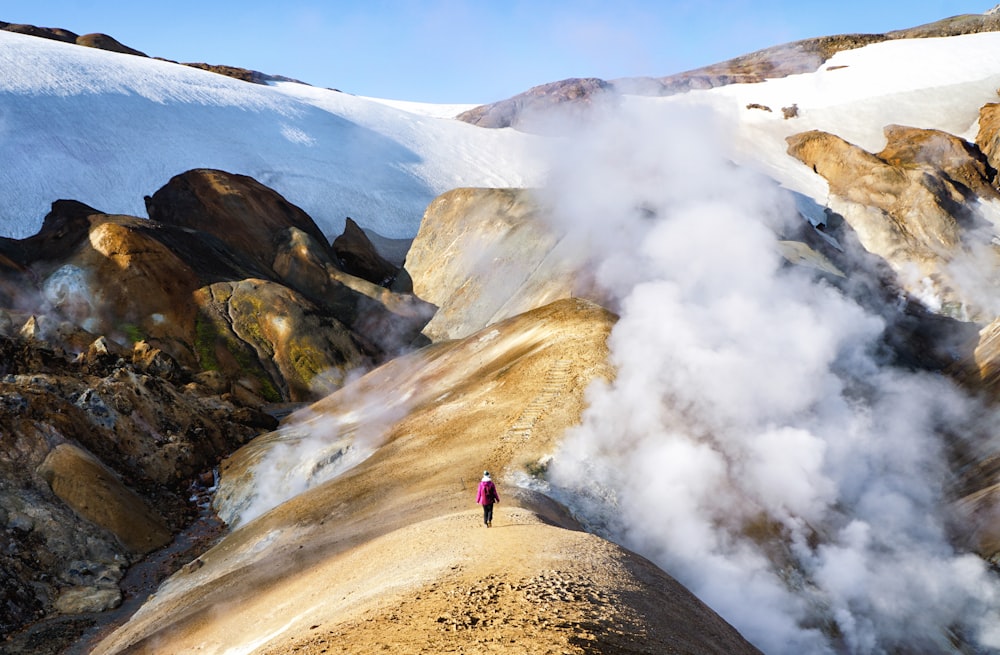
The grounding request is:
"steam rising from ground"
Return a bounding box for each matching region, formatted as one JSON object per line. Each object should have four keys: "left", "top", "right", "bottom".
{"left": 220, "top": 366, "right": 409, "bottom": 527}
{"left": 539, "top": 99, "right": 1000, "bottom": 653}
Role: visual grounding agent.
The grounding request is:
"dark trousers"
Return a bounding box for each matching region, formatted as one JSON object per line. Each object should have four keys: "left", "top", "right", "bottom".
{"left": 482, "top": 503, "right": 494, "bottom": 525}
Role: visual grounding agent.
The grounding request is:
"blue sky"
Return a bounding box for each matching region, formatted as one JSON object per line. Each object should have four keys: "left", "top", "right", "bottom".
{"left": 3, "top": 1, "right": 995, "bottom": 103}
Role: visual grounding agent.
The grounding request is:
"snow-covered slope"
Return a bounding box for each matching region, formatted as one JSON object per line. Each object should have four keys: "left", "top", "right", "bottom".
{"left": 7, "top": 27, "right": 1000, "bottom": 242}
{"left": 0, "top": 30, "right": 541, "bottom": 239}
{"left": 659, "top": 31, "right": 1000, "bottom": 207}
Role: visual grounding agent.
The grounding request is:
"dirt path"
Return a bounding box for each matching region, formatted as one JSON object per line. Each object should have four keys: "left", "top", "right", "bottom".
{"left": 251, "top": 500, "right": 756, "bottom": 655}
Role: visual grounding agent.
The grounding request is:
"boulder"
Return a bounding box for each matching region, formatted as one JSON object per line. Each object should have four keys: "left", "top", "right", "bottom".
{"left": 54, "top": 586, "right": 123, "bottom": 615}
{"left": 38, "top": 444, "right": 172, "bottom": 555}
{"left": 144, "top": 168, "right": 334, "bottom": 277}
{"left": 787, "top": 126, "right": 1000, "bottom": 319}
{"left": 194, "top": 279, "right": 368, "bottom": 402}
{"left": 332, "top": 217, "right": 400, "bottom": 287}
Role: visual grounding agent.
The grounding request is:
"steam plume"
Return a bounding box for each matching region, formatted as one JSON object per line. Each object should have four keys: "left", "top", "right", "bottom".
{"left": 539, "top": 98, "right": 1000, "bottom": 653}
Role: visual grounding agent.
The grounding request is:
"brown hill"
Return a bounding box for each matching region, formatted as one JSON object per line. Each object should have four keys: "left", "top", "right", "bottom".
{"left": 90, "top": 299, "right": 762, "bottom": 655}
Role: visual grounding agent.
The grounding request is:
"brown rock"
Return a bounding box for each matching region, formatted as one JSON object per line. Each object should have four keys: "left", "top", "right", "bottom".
{"left": 194, "top": 279, "right": 368, "bottom": 402}
{"left": 879, "top": 123, "right": 998, "bottom": 200}
{"left": 75, "top": 33, "right": 147, "bottom": 57}
{"left": 0, "top": 22, "right": 146, "bottom": 56}
{"left": 37, "top": 444, "right": 172, "bottom": 554}
{"left": 404, "top": 188, "right": 593, "bottom": 341}
{"left": 787, "top": 127, "right": 1000, "bottom": 318}
{"left": 18, "top": 199, "right": 100, "bottom": 264}
{"left": 71, "top": 216, "right": 201, "bottom": 351}
{"left": 144, "top": 168, "right": 335, "bottom": 277}
{"left": 0, "top": 22, "right": 78, "bottom": 43}
{"left": 0, "top": 325, "right": 273, "bottom": 639}
{"left": 975, "top": 103, "right": 1000, "bottom": 175}
{"left": 273, "top": 226, "right": 433, "bottom": 355}
{"left": 9, "top": 173, "right": 430, "bottom": 400}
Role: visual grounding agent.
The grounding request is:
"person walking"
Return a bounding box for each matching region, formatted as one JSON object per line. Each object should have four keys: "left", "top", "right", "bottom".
{"left": 476, "top": 471, "right": 500, "bottom": 527}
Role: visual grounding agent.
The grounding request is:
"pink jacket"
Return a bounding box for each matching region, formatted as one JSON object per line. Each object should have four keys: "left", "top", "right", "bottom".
{"left": 476, "top": 479, "right": 499, "bottom": 505}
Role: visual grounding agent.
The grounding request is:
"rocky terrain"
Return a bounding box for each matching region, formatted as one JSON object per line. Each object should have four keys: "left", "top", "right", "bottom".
{"left": 404, "top": 187, "right": 592, "bottom": 341}
{"left": 0, "top": 168, "right": 434, "bottom": 652}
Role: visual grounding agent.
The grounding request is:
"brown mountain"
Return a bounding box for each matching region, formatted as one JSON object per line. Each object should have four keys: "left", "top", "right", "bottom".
{"left": 458, "top": 12, "right": 1000, "bottom": 130}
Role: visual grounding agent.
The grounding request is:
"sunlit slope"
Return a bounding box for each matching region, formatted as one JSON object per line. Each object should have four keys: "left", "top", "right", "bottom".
{"left": 91, "top": 299, "right": 760, "bottom": 654}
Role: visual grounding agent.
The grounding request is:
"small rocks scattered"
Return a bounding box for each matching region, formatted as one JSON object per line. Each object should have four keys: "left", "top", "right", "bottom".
{"left": 431, "top": 570, "right": 616, "bottom": 637}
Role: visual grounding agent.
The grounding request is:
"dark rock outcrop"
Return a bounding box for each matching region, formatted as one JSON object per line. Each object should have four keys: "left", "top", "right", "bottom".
{"left": 0, "top": 21, "right": 78, "bottom": 44}
{"left": 332, "top": 217, "right": 400, "bottom": 287}
{"left": 0, "top": 20, "right": 296, "bottom": 86}
{"left": 0, "top": 21, "right": 147, "bottom": 56}
{"left": 145, "top": 169, "right": 333, "bottom": 276}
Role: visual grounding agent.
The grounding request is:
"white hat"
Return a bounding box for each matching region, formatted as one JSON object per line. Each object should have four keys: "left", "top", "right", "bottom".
{"left": 483, "top": 471, "right": 491, "bottom": 479}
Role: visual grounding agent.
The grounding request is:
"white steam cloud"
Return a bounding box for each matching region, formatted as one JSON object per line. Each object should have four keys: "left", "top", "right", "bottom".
{"left": 539, "top": 98, "right": 1000, "bottom": 653}
{"left": 217, "top": 367, "right": 409, "bottom": 527}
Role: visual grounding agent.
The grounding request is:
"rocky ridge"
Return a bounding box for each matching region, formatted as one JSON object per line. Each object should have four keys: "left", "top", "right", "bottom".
{"left": 0, "top": 168, "right": 433, "bottom": 650}
{"left": 457, "top": 12, "right": 1000, "bottom": 130}
{"left": 0, "top": 20, "right": 300, "bottom": 86}
{"left": 90, "top": 298, "right": 763, "bottom": 655}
